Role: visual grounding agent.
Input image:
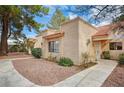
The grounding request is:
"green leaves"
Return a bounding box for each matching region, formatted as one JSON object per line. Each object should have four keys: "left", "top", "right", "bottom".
{"left": 113, "top": 14, "right": 124, "bottom": 22}
{"left": 0, "top": 5, "right": 49, "bottom": 55}
{"left": 118, "top": 53, "right": 124, "bottom": 64}
{"left": 58, "top": 57, "right": 74, "bottom": 67}
{"left": 0, "top": 5, "right": 49, "bottom": 38}
{"left": 32, "top": 6, "right": 49, "bottom": 16}
{"left": 31, "top": 48, "right": 42, "bottom": 58}
{"left": 47, "top": 9, "right": 68, "bottom": 30}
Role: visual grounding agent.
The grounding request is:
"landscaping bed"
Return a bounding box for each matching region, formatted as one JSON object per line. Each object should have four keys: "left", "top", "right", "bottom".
{"left": 12, "top": 58, "right": 96, "bottom": 86}
{"left": 78, "top": 62, "right": 97, "bottom": 70}
{"left": 0, "top": 52, "right": 32, "bottom": 59}
{"left": 102, "top": 64, "right": 124, "bottom": 87}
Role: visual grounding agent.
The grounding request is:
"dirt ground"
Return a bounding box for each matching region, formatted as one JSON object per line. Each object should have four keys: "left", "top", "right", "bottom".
{"left": 102, "top": 64, "right": 124, "bottom": 87}
{"left": 0, "top": 52, "right": 32, "bottom": 59}
{"left": 12, "top": 58, "right": 82, "bottom": 86}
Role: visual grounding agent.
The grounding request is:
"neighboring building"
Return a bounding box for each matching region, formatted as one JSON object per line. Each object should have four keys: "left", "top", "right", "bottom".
{"left": 92, "top": 22, "right": 124, "bottom": 59}
{"left": 26, "top": 38, "right": 36, "bottom": 54}
{"left": 34, "top": 29, "right": 58, "bottom": 49}
{"left": 34, "top": 17, "right": 124, "bottom": 65}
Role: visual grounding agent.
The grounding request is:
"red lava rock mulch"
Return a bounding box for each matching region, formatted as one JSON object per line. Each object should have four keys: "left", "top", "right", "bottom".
{"left": 102, "top": 64, "right": 124, "bottom": 87}
{"left": 12, "top": 58, "right": 82, "bottom": 86}
{"left": 0, "top": 52, "right": 32, "bottom": 59}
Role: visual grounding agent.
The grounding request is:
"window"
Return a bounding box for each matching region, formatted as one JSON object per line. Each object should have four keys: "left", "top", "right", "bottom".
{"left": 109, "top": 42, "right": 122, "bottom": 50}
{"left": 48, "top": 41, "right": 60, "bottom": 53}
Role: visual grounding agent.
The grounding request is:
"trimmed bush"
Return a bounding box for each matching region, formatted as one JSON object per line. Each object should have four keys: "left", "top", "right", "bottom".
{"left": 31, "top": 48, "right": 42, "bottom": 58}
{"left": 58, "top": 57, "right": 74, "bottom": 67}
{"left": 118, "top": 53, "right": 124, "bottom": 64}
{"left": 102, "top": 51, "right": 110, "bottom": 59}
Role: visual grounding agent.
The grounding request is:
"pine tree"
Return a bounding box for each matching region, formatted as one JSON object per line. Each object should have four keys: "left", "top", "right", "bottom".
{"left": 0, "top": 5, "right": 49, "bottom": 55}
{"left": 47, "top": 9, "right": 68, "bottom": 30}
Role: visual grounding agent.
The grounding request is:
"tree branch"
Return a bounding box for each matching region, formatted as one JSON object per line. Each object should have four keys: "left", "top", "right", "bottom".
{"left": 94, "top": 5, "right": 109, "bottom": 19}
{"left": 7, "top": 21, "right": 12, "bottom": 39}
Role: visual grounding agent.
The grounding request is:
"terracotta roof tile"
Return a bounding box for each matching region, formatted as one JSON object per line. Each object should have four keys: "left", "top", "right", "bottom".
{"left": 43, "top": 32, "right": 64, "bottom": 40}
{"left": 93, "top": 21, "right": 124, "bottom": 37}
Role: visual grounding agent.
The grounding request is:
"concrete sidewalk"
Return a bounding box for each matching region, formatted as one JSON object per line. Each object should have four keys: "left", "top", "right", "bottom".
{"left": 53, "top": 60, "right": 117, "bottom": 87}
{"left": 0, "top": 59, "right": 117, "bottom": 87}
{"left": 0, "top": 60, "right": 39, "bottom": 87}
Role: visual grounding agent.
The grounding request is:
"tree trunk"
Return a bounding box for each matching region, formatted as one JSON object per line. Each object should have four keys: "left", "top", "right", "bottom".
{"left": 0, "top": 15, "right": 9, "bottom": 56}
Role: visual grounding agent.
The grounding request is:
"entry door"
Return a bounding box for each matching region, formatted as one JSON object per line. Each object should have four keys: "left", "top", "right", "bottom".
{"left": 95, "top": 42, "right": 101, "bottom": 60}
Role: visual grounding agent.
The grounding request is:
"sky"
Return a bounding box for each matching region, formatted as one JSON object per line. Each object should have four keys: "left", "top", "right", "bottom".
{"left": 24, "top": 5, "right": 111, "bottom": 38}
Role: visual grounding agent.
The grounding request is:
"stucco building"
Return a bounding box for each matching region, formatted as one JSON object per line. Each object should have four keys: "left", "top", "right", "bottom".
{"left": 34, "top": 17, "right": 124, "bottom": 65}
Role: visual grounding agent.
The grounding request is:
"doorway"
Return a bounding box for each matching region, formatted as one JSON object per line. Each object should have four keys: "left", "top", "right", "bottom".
{"left": 95, "top": 42, "right": 101, "bottom": 60}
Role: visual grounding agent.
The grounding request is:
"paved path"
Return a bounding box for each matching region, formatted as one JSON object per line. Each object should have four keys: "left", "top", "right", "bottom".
{"left": 0, "top": 59, "right": 117, "bottom": 87}
{"left": 0, "top": 60, "right": 39, "bottom": 87}
{"left": 53, "top": 59, "right": 117, "bottom": 87}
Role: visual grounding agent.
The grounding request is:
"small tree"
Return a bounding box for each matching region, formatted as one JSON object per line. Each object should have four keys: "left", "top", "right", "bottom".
{"left": 9, "top": 32, "right": 28, "bottom": 53}
{"left": 0, "top": 6, "right": 49, "bottom": 56}
{"left": 81, "top": 52, "right": 89, "bottom": 67}
{"left": 47, "top": 9, "right": 68, "bottom": 30}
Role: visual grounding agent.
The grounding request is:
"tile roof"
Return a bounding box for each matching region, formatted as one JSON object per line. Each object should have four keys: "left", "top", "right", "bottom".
{"left": 36, "top": 29, "right": 59, "bottom": 37}
{"left": 43, "top": 32, "right": 64, "bottom": 40}
{"left": 93, "top": 21, "right": 124, "bottom": 37}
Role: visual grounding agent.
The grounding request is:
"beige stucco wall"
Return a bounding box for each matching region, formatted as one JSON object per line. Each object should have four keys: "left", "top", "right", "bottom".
{"left": 35, "top": 18, "right": 124, "bottom": 64}
{"left": 101, "top": 40, "right": 109, "bottom": 52}
{"left": 108, "top": 31, "right": 124, "bottom": 59}
{"left": 61, "top": 18, "right": 97, "bottom": 65}
{"left": 78, "top": 20, "right": 98, "bottom": 64}
{"left": 99, "top": 31, "right": 124, "bottom": 60}
{"left": 42, "top": 18, "right": 98, "bottom": 65}
{"left": 42, "top": 37, "right": 63, "bottom": 60}
{"left": 109, "top": 38, "right": 124, "bottom": 59}
{"left": 101, "top": 39, "right": 124, "bottom": 59}
{"left": 34, "top": 30, "right": 58, "bottom": 48}
{"left": 34, "top": 36, "right": 42, "bottom": 48}
{"left": 61, "top": 19, "right": 80, "bottom": 65}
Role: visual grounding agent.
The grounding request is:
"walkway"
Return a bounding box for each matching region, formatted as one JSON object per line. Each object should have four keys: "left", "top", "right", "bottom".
{"left": 0, "top": 59, "right": 39, "bottom": 87}
{"left": 53, "top": 59, "right": 117, "bottom": 87}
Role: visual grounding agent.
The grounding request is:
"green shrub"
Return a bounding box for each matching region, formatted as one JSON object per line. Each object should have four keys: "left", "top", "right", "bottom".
{"left": 9, "top": 45, "right": 28, "bottom": 53}
{"left": 9, "top": 45, "right": 19, "bottom": 52}
{"left": 102, "top": 51, "right": 110, "bottom": 59}
{"left": 118, "top": 53, "right": 124, "bottom": 64}
{"left": 31, "top": 48, "right": 42, "bottom": 58}
{"left": 58, "top": 57, "right": 74, "bottom": 67}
